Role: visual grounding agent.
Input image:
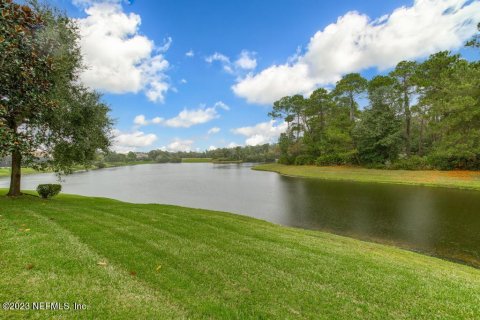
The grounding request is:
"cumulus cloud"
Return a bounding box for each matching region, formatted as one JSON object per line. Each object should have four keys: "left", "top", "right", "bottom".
{"left": 162, "top": 138, "right": 194, "bottom": 152}
{"left": 133, "top": 114, "right": 148, "bottom": 126}
{"left": 76, "top": 2, "right": 171, "bottom": 103}
{"left": 185, "top": 50, "right": 195, "bottom": 57}
{"left": 233, "top": 0, "right": 480, "bottom": 104}
{"left": 133, "top": 101, "right": 229, "bottom": 128}
{"left": 164, "top": 107, "right": 219, "bottom": 128}
{"left": 112, "top": 129, "right": 157, "bottom": 153}
{"left": 206, "top": 50, "right": 257, "bottom": 74}
{"left": 235, "top": 50, "right": 257, "bottom": 70}
{"left": 180, "top": 79, "right": 188, "bottom": 84}
{"left": 232, "top": 120, "right": 288, "bottom": 146}
{"left": 207, "top": 127, "right": 221, "bottom": 135}
{"left": 208, "top": 145, "right": 217, "bottom": 151}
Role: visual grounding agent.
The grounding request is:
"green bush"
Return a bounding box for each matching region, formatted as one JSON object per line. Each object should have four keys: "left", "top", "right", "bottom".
{"left": 316, "top": 151, "right": 357, "bottom": 166}
{"left": 37, "top": 184, "right": 62, "bottom": 199}
{"left": 278, "top": 155, "right": 295, "bottom": 165}
{"left": 95, "top": 161, "right": 106, "bottom": 169}
{"left": 169, "top": 157, "right": 182, "bottom": 163}
{"left": 294, "top": 155, "right": 316, "bottom": 165}
{"left": 427, "top": 153, "right": 480, "bottom": 170}
{"left": 390, "top": 156, "right": 430, "bottom": 170}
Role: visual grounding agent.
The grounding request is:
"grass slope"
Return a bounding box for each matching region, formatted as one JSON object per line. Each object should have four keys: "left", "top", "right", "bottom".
{"left": 1, "top": 191, "right": 479, "bottom": 319}
{"left": 253, "top": 163, "right": 480, "bottom": 191}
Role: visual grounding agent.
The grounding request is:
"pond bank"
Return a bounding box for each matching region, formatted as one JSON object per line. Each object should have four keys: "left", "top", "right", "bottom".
{"left": 253, "top": 163, "right": 480, "bottom": 191}
{"left": 1, "top": 190, "right": 479, "bottom": 318}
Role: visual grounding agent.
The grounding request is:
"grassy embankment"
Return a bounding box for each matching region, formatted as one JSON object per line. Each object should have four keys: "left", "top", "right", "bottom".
{"left": 181, "top": 158, "right": 213, "bottom": 163}
{"left": 0, "top": 161, "right": 155, "bottom": 178}
{"left": 0, "top": 168, "right": 38, "bottom": 178}
{"left": 1, "top": 190, "right": 479, "bottom": 319}
{"left": 253, "top": 163, "right": 480, "bottom": 191}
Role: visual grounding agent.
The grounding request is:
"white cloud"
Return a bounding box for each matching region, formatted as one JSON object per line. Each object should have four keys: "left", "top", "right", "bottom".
{"left": 151, "top": 117, "right": 164, "bottom": 124}
{"left": 180, "top": 79, "right": 188, "bottom": 84}
{"left": 133, "top": 114, "right": 148, "bottom": 126}
{"left": 233, "top": 0, "right": 480, "bottom": 104}
{"left": 232, "top": 120, "right": 287, "bottom": 146}
{"left": 112, "top": 129, "right": 157, "bottom": 153}
{"left": 213, "top": 101, "right": 230, "bottom": 111}
{"left": 133, "top": 101, "right": 228, "bottom": 128}
{"left": 158, "top": 37, "right": 172, "bottom": 52}
{"left": 76, "top": 2, "right": 171, "bottom": 103}
{"left": 206, "top": 52, "right": 233, "bottom": 74}
{"left": 164, "top": 107, "right": 219, "bottom": 128}
{"left": 235, "top": 50, "right": 257, "bottom": 70}
{"left": 205, "top": 52, "right": 230, "bottom": 64}
{"left": 206, "top": 50, "right": 257, "bottom": 74}
{"left": 163, "top": 138, "right": 194, "bottom": 152}
{"left": 207, "top": 127, "right": 221, "bottom": 135}
{"left": 185, "top": 50, "right": 194, "bottom": 57}
{"left": 227, "top": 142, "right": 240, "bottom": 148}
{"left": 208, "top": 145, "right": 217, "bottom": 151}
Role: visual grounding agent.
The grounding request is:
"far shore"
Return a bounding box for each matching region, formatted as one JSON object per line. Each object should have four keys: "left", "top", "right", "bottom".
{"left": 0, "top": 161, "right": 155, "bottom": 179}
{"left": 253, "top": 163, "right": 480, "bottom": 191}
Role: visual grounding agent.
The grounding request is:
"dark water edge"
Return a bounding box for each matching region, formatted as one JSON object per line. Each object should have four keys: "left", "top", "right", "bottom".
{"left": 1, "top": 163, "right": 479, "bottom": 268}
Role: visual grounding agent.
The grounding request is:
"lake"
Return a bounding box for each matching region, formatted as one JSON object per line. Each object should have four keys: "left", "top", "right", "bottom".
{"left": 1, "top": 163, "right": 479, "bottom": 267}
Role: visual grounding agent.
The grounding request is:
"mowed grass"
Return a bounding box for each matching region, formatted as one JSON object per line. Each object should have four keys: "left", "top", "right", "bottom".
{"left": 1, "top": 191, "right": 479, "bottom": 319}
{"left": 181, "top": 158, "right": 213, "bottom": 163}
{"left": 253, "top": 163, "right": 480, "bottom": 191}
{"left": 0, "top": 167, "right": 39, "bottom": 178}
{"left": 0, "top": 162, "right": 155, "bottom": 179}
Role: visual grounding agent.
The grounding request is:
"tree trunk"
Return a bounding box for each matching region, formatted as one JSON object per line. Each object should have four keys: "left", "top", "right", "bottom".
{"left": 419, "top": 116, "right": 424, "bottom": 156}
{"left": 349, "top": 93, "right": 355, "bottom": 122}
{"left": 404, "top": 90, "right": 411, "bottom": 157}
{"left": 7, "top": 149, "right": 22, "bottom": 196}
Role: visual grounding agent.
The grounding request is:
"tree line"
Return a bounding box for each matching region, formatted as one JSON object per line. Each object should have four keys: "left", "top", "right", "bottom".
{"left": 270, "top": 34, "right": 480, "bottom": 170}
{"left": 100, "top": 144, "right": 279, "bottom": 165}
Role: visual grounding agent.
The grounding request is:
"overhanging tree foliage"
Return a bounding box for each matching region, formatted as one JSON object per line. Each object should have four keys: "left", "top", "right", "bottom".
{"left": 0, "top": 0, "right": 112, "bottom": 196}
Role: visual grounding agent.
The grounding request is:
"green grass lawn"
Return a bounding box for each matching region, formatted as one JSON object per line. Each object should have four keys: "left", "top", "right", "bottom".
{"left": 253, "top": 163, "right": 480, "bottom": 191}
{"left": 0, "top": 167, "right": 39, "bottom": 178}
{"left": 0, "top": 162, "right": 155, "bottom": 179}
{"left": 181, "top": 158, "right": 213, "bottom": 163}
{"left": 1, "top": 190, "right": 479, "bottom": 319}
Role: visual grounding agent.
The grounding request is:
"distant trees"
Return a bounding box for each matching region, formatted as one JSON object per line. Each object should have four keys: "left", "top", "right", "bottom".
{"left": 0, "top": 1, "right": 112, "bottom": 196}
{"left": 271, "top": 48, "right": 480, "bottom": 170}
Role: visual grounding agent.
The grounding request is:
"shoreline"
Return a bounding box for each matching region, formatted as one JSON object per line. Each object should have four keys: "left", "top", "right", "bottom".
{"left": 252, "top": 163, "right": 480, "bottom": 191}
{"left": 1, "top": 189, "right": 479, "bottom": 318}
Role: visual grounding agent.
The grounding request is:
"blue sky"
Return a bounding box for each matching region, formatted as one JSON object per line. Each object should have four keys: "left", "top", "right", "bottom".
{"left": 50, "top": 0, "right": 480, "bottom": 152}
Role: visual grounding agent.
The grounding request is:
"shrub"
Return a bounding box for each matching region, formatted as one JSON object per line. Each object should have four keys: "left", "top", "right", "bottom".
{"left": 316, "top": 151, "right": 357, "bottom": 166}
{"left": 278, "top": 155, "right": 295, "bottom": 165}
{"left": 390, "top": 156, "right": 430, "bottom": 170}
{"left": 37, "top": 184, "right": 62, "bottom": 199}
{"left": 95, "top": 161, "right": 106, "bottom": 169}
{"left": 294, "top": 155, "right": 316, "bottom": 165}
{"left": 427, "top": 152, "right": 480, "bottom": 170}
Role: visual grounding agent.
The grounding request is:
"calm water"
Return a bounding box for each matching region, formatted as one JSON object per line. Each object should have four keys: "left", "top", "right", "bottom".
{"left": 1, "top": 163, "right": 479, "bottom": 267}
